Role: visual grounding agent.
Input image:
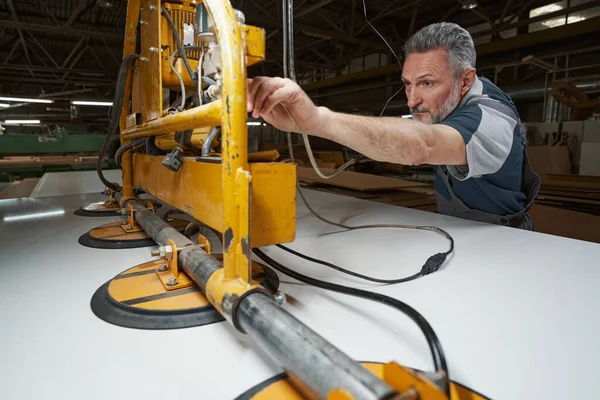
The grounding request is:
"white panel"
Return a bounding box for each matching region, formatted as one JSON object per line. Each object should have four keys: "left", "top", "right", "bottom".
{"left": 1, "top": 180, "right": 600, "bottom": 400}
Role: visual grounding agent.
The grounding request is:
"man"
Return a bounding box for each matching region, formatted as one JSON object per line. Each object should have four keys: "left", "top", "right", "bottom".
{"left": 247, "top": 22, "right": 540, "bottom": 230}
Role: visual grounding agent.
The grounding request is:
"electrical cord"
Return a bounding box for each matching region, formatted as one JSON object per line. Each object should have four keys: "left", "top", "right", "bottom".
{"left": 252, "top": 247, "right": 451, "bottom": 397}
{"left": 170, "top": 46, "right": 203, "bottom": 112}
{"left": 276, "top": 244, "right": 422, "bottom": 284}
{"left": 162, "top": 6, "right": 196, "bottom": 85}
{"left": 115, "top": 139, "right": 145, "bottom": 167}
{"left": 96, "top": 52, "right": 139, "bottom": 192}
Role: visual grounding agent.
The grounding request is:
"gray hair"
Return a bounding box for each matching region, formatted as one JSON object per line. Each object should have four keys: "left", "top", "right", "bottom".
{"left": 404, "top": 22, "right": 476, "bottom": 78}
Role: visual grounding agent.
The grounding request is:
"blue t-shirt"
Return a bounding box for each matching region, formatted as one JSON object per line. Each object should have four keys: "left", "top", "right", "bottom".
{"left": 436, "top": 76, "right": 527, "bottom": 215}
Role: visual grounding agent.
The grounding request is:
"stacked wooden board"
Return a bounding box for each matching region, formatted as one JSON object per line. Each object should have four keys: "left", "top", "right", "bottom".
{"left": 296, "top": 167, "right": 438, "bottom": 212}
{"left": 535, "top": 174, "right": 600, "bottom": 215}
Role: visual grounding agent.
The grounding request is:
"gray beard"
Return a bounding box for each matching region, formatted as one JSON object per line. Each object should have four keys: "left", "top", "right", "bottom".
{"left": 412, "top": 83, "right": 461, "bottom": 125}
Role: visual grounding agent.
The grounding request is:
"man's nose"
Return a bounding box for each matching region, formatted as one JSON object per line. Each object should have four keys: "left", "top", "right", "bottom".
{"left": 406, "top": 88, "right": 421, "bottom": 109}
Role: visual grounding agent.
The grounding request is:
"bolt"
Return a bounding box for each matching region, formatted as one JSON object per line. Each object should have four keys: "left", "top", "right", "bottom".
{"left": 119, "top": 208, "right": 128, "bottom": 215}
{"left": 273, "top": 291, "right": 286, "bottom": 306}
{"left": 158, "top": 263, "right": 168, "bottom": 272}
{"left": 149, "top": 46, "right": 158, "bottom": 53}
{"left": 122, "top": 220, "right": 127, "bottom": 224}
{"left": 139, "top": 56, "right": 148, "bottom": 62}
{"left": 127, "top": 225, "right": 133, "bottom": 230}
{"left": 139, "top": 19, "right": 146, "bottom": 25}
{"left": 167, "top": 277, "right": 178, "bottom": 286}
{"left": 148, "top": 4, "right": 156, "bottom": 10}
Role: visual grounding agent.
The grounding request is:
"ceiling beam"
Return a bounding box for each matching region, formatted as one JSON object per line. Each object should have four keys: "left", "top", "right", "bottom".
{"left": 5, "top": 0, "right": 32, "bottom": 66}
{"left": 0, "top": 19, "right": 123, "bottom": 40}
{"left": 0, "top": 76, "right": 112, "bottom": 86}
{"left": 295, "top": 0, "right": 336, "bottom": 19}
{"left": 0, "top": 63, "right": 114, "bottom": 76}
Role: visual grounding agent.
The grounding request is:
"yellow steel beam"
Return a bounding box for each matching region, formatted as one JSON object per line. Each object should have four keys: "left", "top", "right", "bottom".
{"left": 204, "top": 0, "right": 249, "bottom": 281}
{"left": 119, "top": 0, "right": 140, "bottom": 197}
{"left": 132, "top": 154, "right": 296, "bottom": 247}
{"left": 121, "top": 101, "right": 222, "bottom": 139}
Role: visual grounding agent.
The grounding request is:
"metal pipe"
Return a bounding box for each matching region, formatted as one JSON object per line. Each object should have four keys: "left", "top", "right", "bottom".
{"left": 125, "top": 198, "right": 396, "bottom": 399}
{"left": 237, "top": 292, "right": 395, "bottom": 400}
{"left": 201, "top": 126, "right": 220, "bottom": 156}
{"left": 121, "top": 101, "right": 222, "bottom": 139}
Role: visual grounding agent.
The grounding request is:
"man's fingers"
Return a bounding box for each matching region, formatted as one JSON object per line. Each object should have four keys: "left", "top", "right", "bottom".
{"left": 252, "top": 78, "right": 285, "bottom": 118}
{"left": 246, "top": 78, "right": 264, "bottom": 112}
{"left": 260, "top": 85, "right": 295, "bottom": 117}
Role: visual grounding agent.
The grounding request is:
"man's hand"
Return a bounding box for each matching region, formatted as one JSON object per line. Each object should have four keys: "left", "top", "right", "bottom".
{"left": 247, "top": 77, "right": 322, "bottom": 134}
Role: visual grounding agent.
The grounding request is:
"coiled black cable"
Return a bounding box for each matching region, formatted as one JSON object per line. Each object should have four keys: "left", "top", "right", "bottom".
{"left": 96, "top": 53, "right": 139, "bottom": 192}
{"left": 253, "top": 247, "right": 450, "bottom": 397}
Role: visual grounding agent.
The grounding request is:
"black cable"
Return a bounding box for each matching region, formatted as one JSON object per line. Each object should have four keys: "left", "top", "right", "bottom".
{"left": 276, "top": 244, "right": 423, "bottom": 284}
{"left": 115, "top": 139, "right": 146, "bottom": 167}
{"left": 161, "top": 6, "right": 196, "bottom": 85}
{"left": 96, "top": 53, "right": 139, "bottom": 192}
{"left": 253, "top": 248, "right": 450, "bottom": 397}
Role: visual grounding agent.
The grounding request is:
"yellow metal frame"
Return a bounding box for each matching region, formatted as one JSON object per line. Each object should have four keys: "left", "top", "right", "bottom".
{"left": 119, "top": 0, "right": 295, "bottom": 308}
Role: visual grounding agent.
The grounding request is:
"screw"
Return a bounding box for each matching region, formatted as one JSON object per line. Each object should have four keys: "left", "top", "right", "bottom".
{"left": 127, "top": 225, "right": 133, "bottom": 230}
{"left": 167, "top": 277, "right": 178, "bottom": 286}
{"left": 149, "top": 47, "right": 158, "bottom": 53}
{"left": 158, "top": 263, "right": 168, "bottom": 272}
{"left": 273, "top": 291, "right": 286, "bottom": 306}
{"left": 139, "top": 56, "right": 148, "bottom": 62}
{"left": 119, "top": 208, "right": 128, "bottom": 215}
{"left": 148, "top": 4, "right": 156, "bottom": 10}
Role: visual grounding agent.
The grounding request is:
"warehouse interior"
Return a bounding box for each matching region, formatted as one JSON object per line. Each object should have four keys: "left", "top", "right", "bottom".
{"left": 1, "top": 1, "right": 599, "bottom": 399}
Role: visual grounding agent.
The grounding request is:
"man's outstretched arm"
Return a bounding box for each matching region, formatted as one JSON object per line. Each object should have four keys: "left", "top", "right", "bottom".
{"left": 247, "top": 76, "right": 466, "bottom": 166}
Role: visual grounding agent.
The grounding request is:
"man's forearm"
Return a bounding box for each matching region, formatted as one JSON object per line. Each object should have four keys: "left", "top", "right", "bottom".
{"left": 308, "top": 107, "right": 432, "bottom": 165}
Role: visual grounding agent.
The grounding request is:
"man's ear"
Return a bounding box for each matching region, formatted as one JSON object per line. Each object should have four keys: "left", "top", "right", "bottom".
{"left": 461, "top": 68, "right": 476, "bottom": 96}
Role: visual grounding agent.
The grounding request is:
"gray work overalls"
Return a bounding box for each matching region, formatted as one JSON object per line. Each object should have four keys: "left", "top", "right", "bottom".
{"left": 436, "top": 97, "right": 541, "bottom": 230}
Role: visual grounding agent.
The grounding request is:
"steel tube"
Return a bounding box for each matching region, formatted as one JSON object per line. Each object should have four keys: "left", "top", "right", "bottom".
{"left": 237, "top": 292, "right": 395, "bottom": 400}
{"left": 121, "top": 101, "right": 222, "bottom": 139}
{"left": 125, "top": 198, "right": 395, "bottom": 399}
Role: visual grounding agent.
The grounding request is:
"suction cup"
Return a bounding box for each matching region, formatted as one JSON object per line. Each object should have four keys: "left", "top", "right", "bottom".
{"left": 74, "top": 198, "right": 161, "bottom": 217}
{"left": 91, "top": 257, "right": 279, "bottom": 330}
{"left": 74, "top": 201, "right": 121, "bottom": 217}
{"left": 234, "top": 362, "right": 489, "bottom": 400}
{"left": 78, "top": 218, "right": 188, "bottom": 249}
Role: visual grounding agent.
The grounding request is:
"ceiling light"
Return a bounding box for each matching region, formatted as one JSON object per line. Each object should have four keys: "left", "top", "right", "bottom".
{"left": 0, "top": 103, "right": 10, "bottom": 108}
{"left": 247, "top": 121, "right": 262, "bottom": 126}
{"left": 302, "top": 31, "right": 332, "bottom": 40}
{"left": 4, "top": 120, "right": 41, "bottom": 124}
{"left": 0, "top": 96, "right": 53, "bottom": 104}
{"left": 72, "top": 100, "right": 113, "bottom": 106}
{"left": 530, "top": 4, "right": 562, "bottom": 18}
{"left": 461, "top": 0, "right": 478, "bottom": 10}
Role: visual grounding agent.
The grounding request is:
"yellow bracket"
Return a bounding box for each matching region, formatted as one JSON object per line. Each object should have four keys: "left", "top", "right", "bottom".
{"left": 197, "top": 234, "right": 211, "bottom": 255}
{"left": 103, "top": 189, "right": 119, "bottom": 208}
{"left": 121, "top": 203, "right": 144, "bottom": 233}
{"left": 154, "top": 239, "right": 195, "bottom": 291}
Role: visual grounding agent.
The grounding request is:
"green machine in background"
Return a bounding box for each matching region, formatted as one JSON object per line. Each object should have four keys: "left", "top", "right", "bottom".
{"left": 0, "top": 126, "right": 115, "bottom": 182}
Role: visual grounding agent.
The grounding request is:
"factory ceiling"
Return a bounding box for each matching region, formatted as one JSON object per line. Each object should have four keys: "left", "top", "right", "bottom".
{"left": 0, "top": 0, "right": 599, "bottom": 125}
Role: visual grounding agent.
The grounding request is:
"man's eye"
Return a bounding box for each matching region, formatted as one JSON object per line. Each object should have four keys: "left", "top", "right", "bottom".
{"left": 423, "top": 81, "right": 433, "bottom": 87}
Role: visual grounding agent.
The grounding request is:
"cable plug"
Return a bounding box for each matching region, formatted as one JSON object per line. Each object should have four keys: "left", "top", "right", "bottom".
{"left": 421, "top": 253, "right": 447, "bottom": 275}
{"left": 162, "top": 148, "right": 183, "bottom": 172}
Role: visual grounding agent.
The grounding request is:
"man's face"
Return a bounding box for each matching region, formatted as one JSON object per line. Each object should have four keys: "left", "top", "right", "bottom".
{"left": 402, "top": 49, "right": 462, "bottom": 124}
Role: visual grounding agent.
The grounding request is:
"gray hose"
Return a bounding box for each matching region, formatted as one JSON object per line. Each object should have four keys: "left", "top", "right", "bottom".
{"left": 201, "top": 126, "right": 220, "bottom": 156}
